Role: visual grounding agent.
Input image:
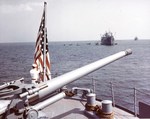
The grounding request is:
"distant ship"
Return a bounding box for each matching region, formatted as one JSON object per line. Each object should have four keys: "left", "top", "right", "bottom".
{"left": 101, "top": 32, "right": 115, "bottom": 45}
{"left": 134, "top": 37, "right": 138, "bottom": 41}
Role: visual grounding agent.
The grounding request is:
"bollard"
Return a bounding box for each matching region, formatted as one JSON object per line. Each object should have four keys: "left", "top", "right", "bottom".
{"left": 86, "top": 93, "right": 96, "bottom": 106}
{"left": 101, "top": 100, "right": 112, "bottom": 114}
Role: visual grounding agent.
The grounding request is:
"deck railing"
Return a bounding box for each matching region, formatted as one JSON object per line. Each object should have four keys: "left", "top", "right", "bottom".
{"left": 95, "top": 81, "right": 150, "bottom": 117}
{"left": 67, "top": 77, "right": 150, "bottom": 117}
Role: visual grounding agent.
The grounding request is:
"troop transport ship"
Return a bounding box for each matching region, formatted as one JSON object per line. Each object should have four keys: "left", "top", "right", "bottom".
{"left": 101, "top": 32, "right": 115, "bottom": 46}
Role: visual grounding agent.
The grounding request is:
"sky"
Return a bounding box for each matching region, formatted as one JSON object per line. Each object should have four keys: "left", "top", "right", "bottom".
{"left": 0, "top": 0, "right": 150, "bottom": 43}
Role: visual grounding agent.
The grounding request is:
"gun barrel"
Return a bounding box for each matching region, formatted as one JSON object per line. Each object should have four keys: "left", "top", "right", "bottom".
{"left": 0, "top": 49, "right": 132, "bottom": 115}
{"left": 34, "top": 49, "right": 132, "bottom": 99}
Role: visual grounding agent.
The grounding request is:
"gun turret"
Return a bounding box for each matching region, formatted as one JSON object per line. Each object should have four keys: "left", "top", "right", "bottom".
{"left": 0, "top": 49, "right": 132, "bottom": 118}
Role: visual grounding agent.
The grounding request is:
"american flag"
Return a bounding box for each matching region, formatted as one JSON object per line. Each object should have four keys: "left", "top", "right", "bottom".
{"left": 34, "top": 2, "right": 51, "bottom": 81}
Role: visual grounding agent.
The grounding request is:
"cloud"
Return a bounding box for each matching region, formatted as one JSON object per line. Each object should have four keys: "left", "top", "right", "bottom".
{"left": 0, "top": 0, "right": 43, "bottom": 14}
{"left": 0, "top": 4, "right": 32, "bottom": 13}
{"left": 0, "top": 0, "right": 46, "bottom": 43}
{"left": 0, "top": 0, "right": 43, "bottom": 6}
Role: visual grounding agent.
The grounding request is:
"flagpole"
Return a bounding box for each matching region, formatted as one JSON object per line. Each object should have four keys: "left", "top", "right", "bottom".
{"left": 43, "top": 2, "right": 47, "bottom": 82}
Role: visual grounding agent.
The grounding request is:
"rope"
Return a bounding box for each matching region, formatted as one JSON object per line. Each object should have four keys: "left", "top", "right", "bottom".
{"left": 65, "top": 90, "right": 75, "bottom": 97}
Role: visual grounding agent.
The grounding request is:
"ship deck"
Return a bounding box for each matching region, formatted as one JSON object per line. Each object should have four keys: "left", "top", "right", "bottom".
{"left": 41, "top": 97, "right": 139, "bottom": 119}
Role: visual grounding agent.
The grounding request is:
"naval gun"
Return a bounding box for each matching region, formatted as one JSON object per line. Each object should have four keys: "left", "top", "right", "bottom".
{"left": 0, "top": 49, "right": 132, "bottom": 119}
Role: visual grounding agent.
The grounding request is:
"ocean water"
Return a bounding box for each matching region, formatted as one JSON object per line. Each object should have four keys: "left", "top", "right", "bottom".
{"left": 0, "top": 40, "right": 150, "bottom": 113}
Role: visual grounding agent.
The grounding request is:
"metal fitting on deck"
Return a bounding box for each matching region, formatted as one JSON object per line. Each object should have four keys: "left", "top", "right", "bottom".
{"left": 101, "top": 100, "right": 113, "bottom": 114}
{"left": 96, "top": 100, "right": 114, "bottom": 119}
{"left": 85, "top": 98, "right": 114, "bottom": 119}
{"left": 85, "top": 93, "right": 96, "bottom": 111}
{"left": 86, "top": 93, "right": 96, "bottom": 106}
{"left": 72, "top": 87, "right": 92, "bottom": 97}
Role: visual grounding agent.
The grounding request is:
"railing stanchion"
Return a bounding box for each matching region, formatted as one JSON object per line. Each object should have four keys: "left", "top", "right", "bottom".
{"left": 134, "top": 87, "right": 137, "bottom": 117}
{"left": 92, "top": 78, "right": 95, "bottom": 93}
{"left": 111, "top": 82, "right": 115, "bottom": 107}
